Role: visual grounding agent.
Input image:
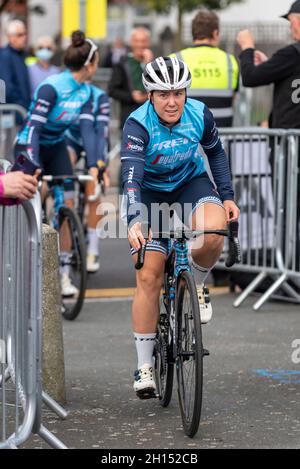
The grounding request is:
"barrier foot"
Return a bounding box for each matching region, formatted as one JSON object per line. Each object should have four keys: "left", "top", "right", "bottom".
{"left": 279, "top": 279, "right": 300, "bottom": 302}
{"left": 42, "top": 392, "right": 68, "bottom": 420}
{"left": 233, "top": 271, "right": 267, "bottom": 308}
{"left": 253, "top": 273, "right": 287, "bottom": 311}
{"left": 38, "top": 424, "right": 68, "bottom": 449}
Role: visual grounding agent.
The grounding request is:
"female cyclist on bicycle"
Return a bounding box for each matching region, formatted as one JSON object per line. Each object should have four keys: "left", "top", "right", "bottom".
{"left": 121, "top": 56, "right": 240, "bottom": 398}
{"left": 15, "top": 30, "right": 104, "bottom": 296}
{"left": 65, "top": 82, "right": 110, "bottom": 273}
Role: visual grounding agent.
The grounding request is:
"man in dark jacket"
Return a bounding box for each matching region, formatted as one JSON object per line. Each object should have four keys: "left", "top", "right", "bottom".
{"left": 0, "top": 20, "right": 31, "bottom": 112}
{"left": 237, "top": 0, "right": 300, "bottom": 271}
{"left": 108, "top": 28, "right": 153, "bottom": 129}
{"left": 237, "top": 0, "right": 300, "bottom": 129}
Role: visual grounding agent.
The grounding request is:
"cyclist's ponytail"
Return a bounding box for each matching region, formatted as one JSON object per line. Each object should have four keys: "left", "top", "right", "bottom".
{"left": 64, "top": 30, "right": 98, "bottom": 71}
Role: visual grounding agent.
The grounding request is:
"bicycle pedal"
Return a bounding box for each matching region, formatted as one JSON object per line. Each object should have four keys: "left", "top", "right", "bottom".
{"left": 203, "top": 348, "right": 210, "bottom": 357}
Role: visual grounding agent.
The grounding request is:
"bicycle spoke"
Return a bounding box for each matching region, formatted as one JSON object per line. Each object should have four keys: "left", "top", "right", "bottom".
{"left": 176, "top": 271, "right": 203, "bottom": 437}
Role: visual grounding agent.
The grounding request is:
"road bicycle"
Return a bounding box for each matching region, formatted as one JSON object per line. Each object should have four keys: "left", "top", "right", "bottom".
{"left": 135, "top": 220, "right": 240, "bottom": 437}
{"left": 42, "top": 174, "right": 92, "bottom": 321}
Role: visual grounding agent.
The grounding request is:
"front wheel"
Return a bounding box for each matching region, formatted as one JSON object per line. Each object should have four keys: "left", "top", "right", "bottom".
{"left": 59, "top": 206, "right": 87, "bottom": 321}
{"left": 176, "top": 270, "right": 203, "bottom": 438}
{"left": 154, "top": 294, "right": 174, "bottom": 407}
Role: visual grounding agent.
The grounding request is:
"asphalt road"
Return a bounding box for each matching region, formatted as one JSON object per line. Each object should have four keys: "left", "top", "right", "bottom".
{"left": 87, "top": 238, "right": 136, "bottom": 290}
{"left": 24, "top": 293, "right": 300, "bottom": 449}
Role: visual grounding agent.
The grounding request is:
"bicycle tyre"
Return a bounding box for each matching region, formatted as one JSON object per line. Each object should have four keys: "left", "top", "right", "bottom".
{"left": 176, "top": 270, "right": 203, "bottom": 438}
{"left": 59, "top": 206, "right": 87, "bottom": 321}
{"left": 154, "top": 294, "right": 174, "bottom": 407}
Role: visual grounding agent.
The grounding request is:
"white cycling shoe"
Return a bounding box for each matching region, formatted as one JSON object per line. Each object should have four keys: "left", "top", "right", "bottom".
{"left": 61, "top": 273, "right": 79, "bottom": 297}
{"left": 133, "top": 363, "right": 157, "bottom": 399}
{"left": 197, "top": 284, "right": 213, "bottom": 324}
{"left": 87, "top": 254, "right": 100, "bottom": 273}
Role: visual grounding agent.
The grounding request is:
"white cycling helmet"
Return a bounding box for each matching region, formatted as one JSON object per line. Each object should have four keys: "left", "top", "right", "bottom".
{"left": 142, "top": 56, "right": 192, "bottom": 92}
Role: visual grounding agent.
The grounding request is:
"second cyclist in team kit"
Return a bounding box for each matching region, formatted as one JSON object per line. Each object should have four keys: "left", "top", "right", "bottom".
{"left": 15, "top": 30, "right": 109, "bottom": 294}
{"left": 121, "top": 57, "right": 240, "bottom": 398}
{"left": 65, "top": 82, "right": 110, "bottom": 273}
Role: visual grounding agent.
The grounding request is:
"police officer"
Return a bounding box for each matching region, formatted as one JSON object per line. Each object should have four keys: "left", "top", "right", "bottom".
{"left": 172, "top": 9, "right": 239, "bottom": 127}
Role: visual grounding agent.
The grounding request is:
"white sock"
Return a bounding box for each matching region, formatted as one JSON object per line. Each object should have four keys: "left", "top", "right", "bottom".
{"left": 60, "top": 251, "right": 70, "bottom": 276}
{"left": 87, "top": 228, "right": 99, "bottom": 256}
{"left": 192, "top": 261, "right": 211, "bottom": 285}
{"left": 134, "top": 333, "right": 156, "bottom": 369}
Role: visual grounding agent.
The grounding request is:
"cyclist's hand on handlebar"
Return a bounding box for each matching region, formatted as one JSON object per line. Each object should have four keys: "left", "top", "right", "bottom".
{"left": 128, "top": 222, "right": 152, "bottom": 251}
{"left": 223, "top": 200, "right": 240, "bottom": 222}
{"left": 89, "top": 167, "right": 99, "bottom": 187}
{"left": 103, "top": 170, "right": 110, "bottom": 189}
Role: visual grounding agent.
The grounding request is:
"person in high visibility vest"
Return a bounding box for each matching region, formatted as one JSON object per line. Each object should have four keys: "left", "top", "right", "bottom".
{"left": 171, "top": 9, "right": 239, "bottom": 128}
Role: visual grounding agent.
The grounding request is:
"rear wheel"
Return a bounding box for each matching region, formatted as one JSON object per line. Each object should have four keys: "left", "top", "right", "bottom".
{"left": 59, "top": 207, "right": 87, "bottom": 321}
{"left": 176, "top": 270, "right": 203, "bottom": 438}
{"left": 154, "top": 293, "right": 174, "bottom": 407}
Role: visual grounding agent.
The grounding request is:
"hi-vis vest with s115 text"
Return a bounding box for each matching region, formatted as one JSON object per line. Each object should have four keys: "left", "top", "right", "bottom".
{"left": 171, "top": 46, "right": 239, "bottom": 127}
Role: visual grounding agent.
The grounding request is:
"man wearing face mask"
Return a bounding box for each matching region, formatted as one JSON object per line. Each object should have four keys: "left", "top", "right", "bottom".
{"left": 28, "top": 36, "right": 60, "bottom": 97}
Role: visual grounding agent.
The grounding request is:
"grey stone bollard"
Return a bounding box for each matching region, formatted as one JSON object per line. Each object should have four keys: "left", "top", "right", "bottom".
{"left": 42, "top": 224, "right": 67, "bottom": 405}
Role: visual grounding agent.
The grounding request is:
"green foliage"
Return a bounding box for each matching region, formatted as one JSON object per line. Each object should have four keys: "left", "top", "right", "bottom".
{"left": 133, "top": 0, "right": 244, "bottom": 14}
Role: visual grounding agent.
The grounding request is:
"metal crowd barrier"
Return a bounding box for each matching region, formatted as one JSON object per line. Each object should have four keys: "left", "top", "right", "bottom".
{"left": 0, "top": 160, "right": 67, "bottom": 449}
{"left": 217, "top": 128, "right": 300, "bottom": 311}
{"left": 0, "top": 105, "right": 27, "bottom": 162}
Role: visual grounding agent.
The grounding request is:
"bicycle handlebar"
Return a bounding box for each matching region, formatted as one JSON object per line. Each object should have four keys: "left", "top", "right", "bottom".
{"left": 225, "top": 220, "right": 241, "bottom": 268}
{"left": 135, "top": 243, "right": 147, "bottom": 270}
{"left": 135, "top": 220, "right": 241, "bottom": 270}
{"left": 42, "top": 175, "right": 93, "bottom": 183}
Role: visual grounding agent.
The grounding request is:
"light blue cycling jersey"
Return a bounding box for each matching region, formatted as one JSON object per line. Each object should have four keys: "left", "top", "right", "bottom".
{"left": 17, "top": 69, "right": 93, "bottom": 151}
{"left": 65, "top": 84, "right": 108, "bottom": 147}
{"left": 121, "top": 98, "right": 234, "bottom": 225}
{"left": 122, "top": 99, "right": 207, "bottom": 192}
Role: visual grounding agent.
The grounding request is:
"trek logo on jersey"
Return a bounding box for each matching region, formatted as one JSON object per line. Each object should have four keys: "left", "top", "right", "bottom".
{"left": 128, "top": 166, "right": 135, "bottom": 184}
{"left": 153, "top": 138, "right": 189, "bottom": 151}
{"left": 62, "top": 102, "right": 84, "bottom": 109}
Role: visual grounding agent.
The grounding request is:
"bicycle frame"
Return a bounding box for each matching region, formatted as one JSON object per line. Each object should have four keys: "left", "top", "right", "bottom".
{"left": 136, "top": 221, "right": 241, "bottom": 363}
{"left": 164, "top": 238, "right": 193, "bottom": 363}
{"left": 42, "top": 174, "right": 93, "bottom": 229}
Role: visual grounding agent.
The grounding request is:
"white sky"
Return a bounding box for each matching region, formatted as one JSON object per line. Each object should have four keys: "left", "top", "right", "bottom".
{"left": 219, "top": 0, "right": 291, "bottom": 22}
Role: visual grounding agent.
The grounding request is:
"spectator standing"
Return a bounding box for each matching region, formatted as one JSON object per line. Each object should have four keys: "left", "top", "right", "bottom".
{"left": 0, "top": 20, "right": 31, "bottom": 112}
{"left": 102, "top": 37, "right": 128, "bottom": 68}
{"left": 237, "top": 0, "right": 300, "bottom": 270}
{"left": 108, "top": 27, "right": 153, "bottom": 128}
{"left": 237, "top": 0, "right": 300, "bottom": 130}
{"left": 171, "top": 9, "right": 239, "bottom": 127}
{"left": 28, "top": 36, "right": 60, "bottom": 97}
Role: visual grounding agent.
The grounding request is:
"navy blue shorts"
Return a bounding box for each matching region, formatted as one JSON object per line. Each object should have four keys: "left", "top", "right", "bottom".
{"left": 15, "top": 140, "right": 74, "bottom": 191}
{"left": 130, "top": 172, "right": 223, "bottom": 256}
